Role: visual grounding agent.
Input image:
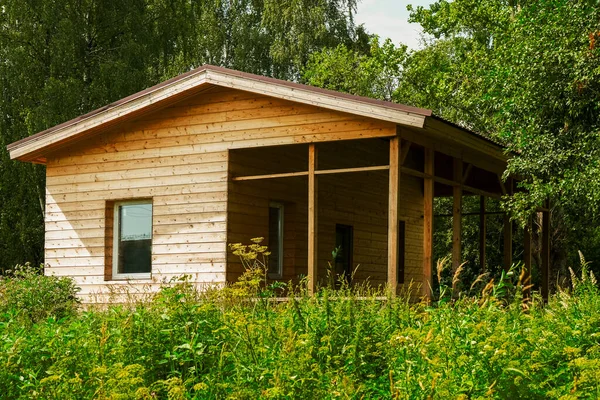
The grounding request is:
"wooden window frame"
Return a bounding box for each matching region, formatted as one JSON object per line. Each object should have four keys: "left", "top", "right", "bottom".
{"left": 268, "top": 202, "right": 284, "bottom": 279}
{"left": 112, "top": 199, "right": 153, "bottom": 280}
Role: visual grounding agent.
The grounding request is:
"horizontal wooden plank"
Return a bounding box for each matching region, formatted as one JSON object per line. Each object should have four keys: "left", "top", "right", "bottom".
{"left": 45, "top": 202, "right": 227, "bottom": 222}
{"left": 47, "top": 171, "right": 227, "bottom": 195}
{"left": 152, "top": 232, "right": 228, "bottom": 244}
{"left": 152, "top": 253, "right": 226, "bottom": 263}
{"left": 153, "top": 242, "right": 227, "bottom": 255}
{"left": 46, "top": 182, "right": 227, "bottom": 203}
{"left": 47, "top": 161, "right": 227, "bottom": 186}
{"left": 46, "top": 237, "right": 106, "bottom": 249}
{"left": 153, "top": 221, "right": 227, "bottom": 234}
{"left": 137, "top": 103, "right": 319, "bottom": 131}
{"left": 47, "top": 152, "right": 227, "bottom": 177}
{"left": 154, "top": 212, "right": 226, "bottom": 225}
{"left": 70, "top": 116, "right": 389, "bottom": 158}
{"left": 149, "top": 94, "right": 313, "bottom": 120}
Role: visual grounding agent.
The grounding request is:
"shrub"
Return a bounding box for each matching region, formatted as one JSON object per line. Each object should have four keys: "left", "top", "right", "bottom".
{"left": 2, "top": 253, "right": 600, "bottom": 398}
{"left": 0, "top": 263, "right": 80, "bottom": 324}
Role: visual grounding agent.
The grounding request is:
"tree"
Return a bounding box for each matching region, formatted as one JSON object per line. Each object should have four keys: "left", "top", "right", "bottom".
{"left": 0, "top": 0, "right": 365, "bottom": 270}
{"left": 403, "top": 0, "right": 600, "bottom": 221}
{"left": 401, "top": 0, "right": 600, "bottom": 273}
{"left": 303, "top": 36, "right": 408, "bottom": 101}
{"left": 303, "top": 0, "right": 600, "bottom": 284}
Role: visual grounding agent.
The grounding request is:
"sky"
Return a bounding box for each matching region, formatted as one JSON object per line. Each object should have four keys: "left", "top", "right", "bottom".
{"left": 354, "top": 0, "right": 433, "bottom": 50}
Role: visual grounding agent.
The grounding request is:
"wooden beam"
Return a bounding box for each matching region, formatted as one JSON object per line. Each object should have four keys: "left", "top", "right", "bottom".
{"left": 308, "top": 144, "right": 318, "bottom": 295}
{"left": 315, "top": 165, "right": 389, "bottom": 175}
{"left": 400, "top": 167, "right": 502, "bottom": 199}
{"left": 503, "top": 178, "right": 513, "bottom": 272}
{"left": 400, "top": 141, "right": 412, "bottom": 165}
{"left": 435, "top": 211, "right": 505, "bottom": 217}
{"left": 388, "top": 137, "right": 400, "bottom": 295}
{"left": 542, "top": 205, "right": 551, "bottom": 302}
{"left": 233, "top": 165, "right": 390, "bottom": 181}
{"left": 479, "top": 196, "right": 486, "bottom": 272}
{"left": 232, "top": 171, "right": 309, "bottom": 181}
{"left": 423, "top": 148, "right": 434, "bottom": 300}
{"left": 452, "top": 159, "right": 463, "bottom": 275}
{"left": 523, "top": 217, "right": 532, "bottom": 300}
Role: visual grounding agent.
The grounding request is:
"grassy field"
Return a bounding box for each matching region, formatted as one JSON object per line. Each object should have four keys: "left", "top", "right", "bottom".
{"left": 1, "top": 257, "right": 600, "bottom": 399}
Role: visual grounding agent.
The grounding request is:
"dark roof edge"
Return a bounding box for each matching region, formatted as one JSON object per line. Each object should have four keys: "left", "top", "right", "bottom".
{"left": 429, "top": 115, "right": 507, "bottom": 150}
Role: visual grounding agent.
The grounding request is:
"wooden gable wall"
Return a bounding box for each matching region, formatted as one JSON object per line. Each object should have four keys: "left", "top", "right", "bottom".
{"left": 44, "top": 86, "right": 396, "bottom": 302}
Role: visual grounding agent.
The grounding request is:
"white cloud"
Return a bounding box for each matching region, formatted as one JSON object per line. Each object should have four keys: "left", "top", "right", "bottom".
{"left": 355, "top": 0, "right": 433, "bottom": 50}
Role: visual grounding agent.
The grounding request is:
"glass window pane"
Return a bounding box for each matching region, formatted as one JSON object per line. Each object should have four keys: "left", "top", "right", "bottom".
{"left": 118, "top": 203, "right": 152, "bottom": 274}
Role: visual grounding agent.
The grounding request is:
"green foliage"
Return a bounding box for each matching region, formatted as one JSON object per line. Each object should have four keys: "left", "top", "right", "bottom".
{"left": 303, "top": 36, "right": 408, "bottom": 100}
{"left": 402, "top": 0, "right": 600, "bottom": 225}
{"left": 0, "top": 263, "right": 80, "bottom": 324}
{"left": 304, "top": 0, "right": 600, "bottom": 280}
{"left": 0, "top": 0, "right": 366, "bottom": 270}
{"left": 1, "top": 256, "right": 600, "bottom": 398}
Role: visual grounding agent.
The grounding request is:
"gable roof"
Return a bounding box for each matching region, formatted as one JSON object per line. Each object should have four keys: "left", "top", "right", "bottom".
{"left": 6, "top": 64, "right": 501, "bottom": 163}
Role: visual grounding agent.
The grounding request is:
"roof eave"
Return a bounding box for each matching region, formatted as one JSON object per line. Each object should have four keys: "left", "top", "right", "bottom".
{"left": 8, "top": 69, "right": 212, "bottom": 162}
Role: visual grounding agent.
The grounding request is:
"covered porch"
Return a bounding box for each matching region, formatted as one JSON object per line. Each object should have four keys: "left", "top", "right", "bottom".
{"left": 226, "top": 131, "right": 551, "bottom": 300}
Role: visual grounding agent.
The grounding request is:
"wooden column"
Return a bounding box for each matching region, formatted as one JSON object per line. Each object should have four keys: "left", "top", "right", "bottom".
{"left": 452, "top": 159, "right": 463, "bottom": 274}
{"left": 308, "top": 144, "right": 318, "bottom": 295}
{"left": 423, "top": 148, "right": 434, "bottom": 300}
{"left": 387, "top": 137, "right": 401, "bottom": 295}
{"left": 523, "top": 217, "right": 532, "bottom": 300}
{"left": 479, "top": 196, "right": 486, "bottom": 272}
{"left": 541, "top": 204, "right": 551, "bottom": 301}
{"left": 503, "top": 178, "right": 513, "bottom": 271}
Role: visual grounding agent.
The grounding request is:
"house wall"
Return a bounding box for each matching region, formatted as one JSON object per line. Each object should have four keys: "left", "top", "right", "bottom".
{"left": 227, "top": 140, "right": 424, "bottom": 291}
{"left": 44, "top": 86, "right": 396, "bottom": 302}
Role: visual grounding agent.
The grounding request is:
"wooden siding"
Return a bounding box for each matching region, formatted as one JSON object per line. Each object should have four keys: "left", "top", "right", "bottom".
{"left": 44, "top": 87, "right": 397, "bottom": 302}
{"left": 227, "top": 139, "right": 424, "bottom": 291}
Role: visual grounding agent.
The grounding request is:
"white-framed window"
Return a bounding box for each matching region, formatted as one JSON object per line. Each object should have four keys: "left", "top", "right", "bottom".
{"left": 268, "top": 202, "right": 284, "bottom": 279}
{"left": 112, "top": 200, "right": 153, "bottom": 280}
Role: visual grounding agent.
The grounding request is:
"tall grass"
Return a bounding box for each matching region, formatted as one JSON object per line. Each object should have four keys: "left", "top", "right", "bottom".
{"left": 1, "top": 253, "right": 600, "bottom": 398}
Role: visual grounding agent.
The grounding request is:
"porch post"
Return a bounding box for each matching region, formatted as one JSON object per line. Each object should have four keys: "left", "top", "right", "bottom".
{"left": 503, "top": 178, "right": 513, "bottom": 271}
{"left": 523, "top": 216, "right": 532, "bottom": 300}
{"left": 308, "top": 144, "right": 318, "bottom": 295}
{"left": 423, "top": 148, "right": 434, "bottom": 300}
{"left": 479, "top": 196, "right": 486, "bottom": 272}
{"left": 452, "top": 159, "right": 463, "bottom": 276}
{"left": 541, "top": 202, "right": 551, "bottom": 301}
{"left": 387, "top": 137, "right": 401, "bottom": 295}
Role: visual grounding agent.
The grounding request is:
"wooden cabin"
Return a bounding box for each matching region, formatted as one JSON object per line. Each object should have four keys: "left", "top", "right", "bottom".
{"left": 6, "top": 65, "right": 551, "bottom": 303}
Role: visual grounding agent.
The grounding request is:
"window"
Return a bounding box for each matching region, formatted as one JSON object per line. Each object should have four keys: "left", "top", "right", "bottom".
{"left": 113, "top": 200, "right": 153, "bottom": 279}
{"left": 335, "top": 224, "right": 353, "bottom": 279}
{"left": 397, "top": 220, "right": 406, "bottom": 284}
{"left": 268, "top": 202, "right": 284, "bottom": 279}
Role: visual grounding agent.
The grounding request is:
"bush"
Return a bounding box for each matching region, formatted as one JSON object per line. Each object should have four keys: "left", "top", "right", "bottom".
{"left": 1, "top": 254, "right": 600, "bottom": 398}
{"left": 0, "top": 263, "right": 80, "bottom": 324}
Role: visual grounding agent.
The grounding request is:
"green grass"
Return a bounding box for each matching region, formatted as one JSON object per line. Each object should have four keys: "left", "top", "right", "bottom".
{"left": 1, "top": 257, "right": 600, "bottom": 398}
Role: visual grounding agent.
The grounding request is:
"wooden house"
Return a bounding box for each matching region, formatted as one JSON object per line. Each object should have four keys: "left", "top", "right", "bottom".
{"left": 6, "top": 65, "right": 551, "bottom": 303}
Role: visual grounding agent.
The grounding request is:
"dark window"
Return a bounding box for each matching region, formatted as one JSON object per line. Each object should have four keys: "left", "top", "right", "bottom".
{"left": 268, "top": 203, "right": 284, "bottom": 278}
{"left": 114, "top": 201, "right": 152, "bottom": 278}
{"left": 335, "top": 224, "right": 353, "bottom": 278}
{"left": 398, "top": 220, "right": 406, "bottom": 284}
